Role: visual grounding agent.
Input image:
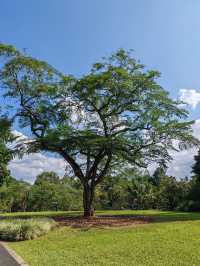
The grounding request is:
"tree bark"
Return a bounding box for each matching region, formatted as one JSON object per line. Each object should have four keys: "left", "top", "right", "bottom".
{"left": 83, "top": 183, "right": 95, "bottom": 218}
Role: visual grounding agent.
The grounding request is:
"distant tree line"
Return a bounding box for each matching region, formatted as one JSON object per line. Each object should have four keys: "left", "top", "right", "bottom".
{"left": 1, "top": 162, "right": 200, "bottom": 212}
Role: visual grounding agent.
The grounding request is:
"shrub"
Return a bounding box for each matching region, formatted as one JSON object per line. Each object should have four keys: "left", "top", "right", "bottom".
{"left": 0, "top": 218, "right": 56, "bottom": 241}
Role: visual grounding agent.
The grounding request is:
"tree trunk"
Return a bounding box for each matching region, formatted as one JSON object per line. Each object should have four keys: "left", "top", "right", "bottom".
{"left": 83, "top": 183, "right": 95, "bottom": 218}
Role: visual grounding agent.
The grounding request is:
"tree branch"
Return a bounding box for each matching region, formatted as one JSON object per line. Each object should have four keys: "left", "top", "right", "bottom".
{"left": 94, "top": 153, "right": 112, "bottom": 185}
{"left": 60, "top": 150, "right": 85, "bottom": 182}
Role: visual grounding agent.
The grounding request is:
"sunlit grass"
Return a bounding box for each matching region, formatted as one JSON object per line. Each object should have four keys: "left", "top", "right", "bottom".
{"left": 5, "top": 210, "right": 200, "bottom": 265}
{"left": 2, "top": 209, "right": 200, "bottom": 222}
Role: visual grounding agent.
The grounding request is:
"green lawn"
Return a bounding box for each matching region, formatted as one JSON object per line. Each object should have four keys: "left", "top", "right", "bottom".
{"left": 4, "top": 210, "right": 200, "bottom": 266}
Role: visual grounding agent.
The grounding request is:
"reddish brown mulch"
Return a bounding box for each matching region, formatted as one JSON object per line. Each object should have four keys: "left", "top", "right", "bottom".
{"left": 54, "top": 215, "right": 153, "bottom": 228}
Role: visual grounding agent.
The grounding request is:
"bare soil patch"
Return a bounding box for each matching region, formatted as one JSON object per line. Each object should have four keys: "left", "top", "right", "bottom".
{"left": 54, "top": 215, "right": 153, "bottom": 228}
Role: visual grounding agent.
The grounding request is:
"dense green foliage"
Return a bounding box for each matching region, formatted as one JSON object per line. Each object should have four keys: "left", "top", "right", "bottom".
{"left": 0, "top": 168, "right": 198, "bottom": 213}
{"left": 0, "top": 43, "right": 198, "bottom": 216}
{"left": 95, "top": 168, "right": 195, "bottom": 211}
{"left": 0, "top": 116, "right": 13, "bottom": 186}
{"left": 0, "top": 172, "right": 82, "bottom": 212}
{"left": 7, "top": 210, "right": 200, "bottom": 266}
{"left": 182, "top": 148, "right": 200, "bottom": 211}
{"left": 0, "top": 218, "right": 56, "bottom": 241}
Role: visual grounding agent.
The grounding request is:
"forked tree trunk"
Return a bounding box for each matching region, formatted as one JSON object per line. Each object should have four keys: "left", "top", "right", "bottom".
{"left": 83, "top": 183, "right": 95, "bottom": 218}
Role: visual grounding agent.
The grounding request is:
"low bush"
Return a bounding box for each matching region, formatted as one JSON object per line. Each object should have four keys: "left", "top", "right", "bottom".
{"left": 0, "top": 218, "right": 56, "bottom": 241}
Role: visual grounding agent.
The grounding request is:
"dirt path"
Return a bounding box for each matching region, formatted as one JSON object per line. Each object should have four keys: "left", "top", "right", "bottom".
{"left": 55, "top": 215, "right": 153, "bottom": 228}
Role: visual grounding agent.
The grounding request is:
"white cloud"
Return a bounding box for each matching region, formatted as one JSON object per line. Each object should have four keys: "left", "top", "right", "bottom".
{"left": 9, "top": 130, "right": 66, "bottom": 183}
{"left": 166, "top": 119, "right": 200, "bottom": 178}
{"left": 12, "top": 130, "right": 26, "bottom": 139}
{"left": 192, "top": 119, "right": 200, "bottom": 137}
{"left": 167, "top": 148, "right": 196, "bottom": 178}
{"left": 9, "top": 153, "right": 66, "bottom": 184}
{"left": 179, "top": 89, "right": 200, "bottom": 109}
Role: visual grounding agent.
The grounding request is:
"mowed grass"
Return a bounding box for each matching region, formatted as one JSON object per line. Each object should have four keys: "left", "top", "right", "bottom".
{"left": 4, "top": 210, "right": 200, "bottom": 266}
{"left": 2, "top": 209, "right": 200, "bottom": 221}
{"left": 0, "top": 210, "right": 82, "bottom": 219}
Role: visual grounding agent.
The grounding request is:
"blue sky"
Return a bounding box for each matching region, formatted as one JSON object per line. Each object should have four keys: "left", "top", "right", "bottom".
{"left": 1, "top": 0, "right": 200, "bottom": 181}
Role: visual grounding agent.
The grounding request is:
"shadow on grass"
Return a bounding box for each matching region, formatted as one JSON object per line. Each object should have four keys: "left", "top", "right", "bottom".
{"left": 0, "top": 211, "right": 82, "bottom": 220}
{"left": 1, "top": 210, "right": 200, "bottom": 224}
{"left": 95, "top": 210, "right": 200, "bottom": 223}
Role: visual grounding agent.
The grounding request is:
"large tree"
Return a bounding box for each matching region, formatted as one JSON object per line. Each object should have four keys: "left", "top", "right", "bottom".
{"left": 0, "top": 43, "right": 198, "bottom": 216}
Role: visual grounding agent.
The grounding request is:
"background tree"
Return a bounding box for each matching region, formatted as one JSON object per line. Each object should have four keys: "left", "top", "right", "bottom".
{"left": 156, "top": 176, "right": 182, "bottom": 210}
{"left": 0, "top": 169, "right": 195, "bottom": 213}
{"left": 0, "top": 178, "right": 30, "bottom": 212}
{"left": 151, "top": 162, "right": 167, "bottom": 187}
{"left": 95, "top": 175, "right": 129, "bottom": 210}
{"left": 28, "top": 172, "right": 82, "bottom": 211}
{"left": 127, "top": 175, "right": 155, "bottom": 209}
{"left": 192, "top": 149, "right": 200, "bottom": 181}
{"left": 0, "top": 43, "right": 198, "bottom": 217}
{"left": 34, "top": 171, "right": 60, "bottom": 185}
{"left": 184, "top": 150, "right": 200, "bottom": 211}
{"left": 0, "top": 116, "right": 13, "bottom": 186}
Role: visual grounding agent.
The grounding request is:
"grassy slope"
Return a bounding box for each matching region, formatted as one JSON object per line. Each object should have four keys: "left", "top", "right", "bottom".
{"left": 5, "top": 210, "right": 200, "bottom": 266}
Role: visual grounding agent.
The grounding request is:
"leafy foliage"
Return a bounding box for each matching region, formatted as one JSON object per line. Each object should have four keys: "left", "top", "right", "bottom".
{"left": 192, "top": 149, "right": 200, "bottom": 181}
{"left": 0, "top": 169, "right": 196, "bottom": 213}
{"left": 34, "top": 171, "right": 60, "bottom": 185}
{"left": 0, "top": 116, "right": 14, "bottom": 186}
{"left": 0, "top": 172, "right": 82, "bottom": 212}
{"left": 0, "top": 179, "right": 30, "bottom": 212}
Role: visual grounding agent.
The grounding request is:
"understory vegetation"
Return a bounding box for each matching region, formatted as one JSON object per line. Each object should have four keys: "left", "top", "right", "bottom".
{"left": 0, "top": 218, "right": 56, "bottom": 241}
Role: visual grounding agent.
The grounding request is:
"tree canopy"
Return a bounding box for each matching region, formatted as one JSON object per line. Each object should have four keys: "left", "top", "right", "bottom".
{"left": 0, "top": 43, "right": 198, "bottom": 216}
{"left": 34, "top": 171, "right": 60, "bottom": 185}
